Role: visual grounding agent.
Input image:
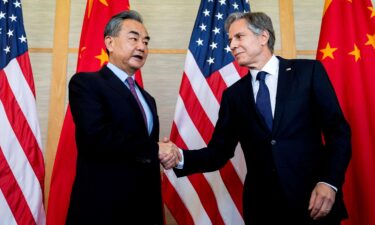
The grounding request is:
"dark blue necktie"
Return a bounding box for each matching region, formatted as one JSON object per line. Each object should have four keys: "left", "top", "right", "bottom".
{"left": 256, "top": 71, "right": 273, "bottom": 131}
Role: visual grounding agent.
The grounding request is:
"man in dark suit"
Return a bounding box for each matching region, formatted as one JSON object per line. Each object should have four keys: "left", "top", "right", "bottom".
{"left": 173, "top": 12, "right": 351, "bottom": 225}
{"left": 66, "top": 10, "right": 179, "bottom": 225}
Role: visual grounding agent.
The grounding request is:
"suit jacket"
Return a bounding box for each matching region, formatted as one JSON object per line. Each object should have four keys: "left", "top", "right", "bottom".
{"left": 174, "top": 57, "right": 351, "bottom": 225}
{"left": 66, "top": 66, "right": 163, "bottom": 225}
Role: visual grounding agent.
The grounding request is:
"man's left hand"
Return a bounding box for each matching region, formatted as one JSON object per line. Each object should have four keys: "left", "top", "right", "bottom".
{"left": 308, "top": 182, "right": 336, "bottom": 220}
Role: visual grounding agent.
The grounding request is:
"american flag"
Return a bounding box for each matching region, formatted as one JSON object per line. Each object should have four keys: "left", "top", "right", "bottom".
{"left": 163, "top": 0, "right": 250, "bottom": 224}
{"left": 0, "top": 0, "right": 45, "bottom": 224}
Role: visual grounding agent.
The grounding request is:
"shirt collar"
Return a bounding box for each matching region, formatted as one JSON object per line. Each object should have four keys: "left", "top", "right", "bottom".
{"left": 106, "top": 62, "right": 135, "bottom": 82}
{"left": 250, "top": 55, "right": 279, "bottom": 81}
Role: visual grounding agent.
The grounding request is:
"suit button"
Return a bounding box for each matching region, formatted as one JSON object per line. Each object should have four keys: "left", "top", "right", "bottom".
{"left": 271, "top": 140, "right": 277, "bottom": 145}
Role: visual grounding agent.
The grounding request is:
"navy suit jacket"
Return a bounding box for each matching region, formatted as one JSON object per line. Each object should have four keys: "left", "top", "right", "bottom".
{"left": 67, "top": 65, "right": 163, "bottom": 225}
{"left": 175, "top": 57, "right": 351, "bottom": 224}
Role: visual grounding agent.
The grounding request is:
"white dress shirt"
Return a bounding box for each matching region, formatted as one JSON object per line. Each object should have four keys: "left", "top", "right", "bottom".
{"left": 250, "top": 55, "right": 279, "bottom": 117}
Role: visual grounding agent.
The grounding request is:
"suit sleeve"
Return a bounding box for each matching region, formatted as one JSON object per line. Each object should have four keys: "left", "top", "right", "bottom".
{"left": 69, "top": 73, "right": 159, "bottom": 163}
{"left": 312, "top": 60, "right": 351, "bottom": 189}
{"left": 174, "top": 89, "right": 239, "bottom": 177}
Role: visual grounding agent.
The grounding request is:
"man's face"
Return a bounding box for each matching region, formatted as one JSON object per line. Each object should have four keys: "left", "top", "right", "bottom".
{"left": 228, "top": 19, "right": 268, "bottom": 68}
{"left": 105, "top": 19, "right": 150, "bottom": 75}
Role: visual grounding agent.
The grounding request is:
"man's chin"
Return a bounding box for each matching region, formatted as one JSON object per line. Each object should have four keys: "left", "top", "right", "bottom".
{"left": 130, "top": 62, "right": 145, "bottom": 70}
{"left": 236, "top": 60, "right": 247, "bottom": 67}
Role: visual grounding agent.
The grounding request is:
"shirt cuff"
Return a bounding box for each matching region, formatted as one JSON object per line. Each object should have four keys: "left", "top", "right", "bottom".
{"left": 318, "top": 182, "right": 337, "bottom": 192}
{"left": 175, "top": 148, "right": 184, "bottom": 169}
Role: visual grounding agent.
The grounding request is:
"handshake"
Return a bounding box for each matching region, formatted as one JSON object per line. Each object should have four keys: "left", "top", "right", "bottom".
{"left": 158, "top": 137, "right": 181, "bottom": 170}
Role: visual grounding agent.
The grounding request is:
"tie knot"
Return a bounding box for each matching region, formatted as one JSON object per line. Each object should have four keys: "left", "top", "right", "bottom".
{"left": 126, "top": 77, "right": 135, "bottom": 87}
{"left": 256, "top": 71, "right": 267, "bottom": 81}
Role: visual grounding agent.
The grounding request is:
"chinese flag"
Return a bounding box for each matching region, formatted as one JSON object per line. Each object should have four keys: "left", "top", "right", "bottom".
{"left": 317, "top": 1, "right": 375, "bottom": 225}
{"left": 46, "top": 1, "right": 143, "bottom": 225}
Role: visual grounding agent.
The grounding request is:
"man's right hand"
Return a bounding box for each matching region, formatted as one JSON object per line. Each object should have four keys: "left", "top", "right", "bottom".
{"left": 158, "top": 137, "right": 181, "bottom": 169}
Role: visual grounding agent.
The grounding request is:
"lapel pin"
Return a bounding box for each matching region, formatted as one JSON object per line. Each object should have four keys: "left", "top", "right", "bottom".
{"left": 286, "top": 68, "right": 291, "bottom": 71}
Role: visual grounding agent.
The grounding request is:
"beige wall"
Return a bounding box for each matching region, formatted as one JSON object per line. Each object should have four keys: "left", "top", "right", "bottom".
{"left": 22, "top": 0, "right": 350, "bottom": 224}
{"left": 25, "top": 0, "right": 326, "bottom": 152}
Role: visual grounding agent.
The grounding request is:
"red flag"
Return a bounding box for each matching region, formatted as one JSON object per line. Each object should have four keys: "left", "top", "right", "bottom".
{"left": 162, "top": 0, "right": 249, "bottom": 224}
{"left": 317, "top": 1, "right": 375, "bottom": 225}
{"left": 0, "top": 1, "right": 45, "bottom": 224}
{"left": 46, "top": 1, "right": 143, "bottom": 224}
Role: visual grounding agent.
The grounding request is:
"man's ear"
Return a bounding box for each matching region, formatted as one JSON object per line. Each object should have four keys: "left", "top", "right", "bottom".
{"left": 104, "top": 36, "right": 113, "bottom": 53}
{"left": 260, "top": 30, "right": 270, "bottom": 46}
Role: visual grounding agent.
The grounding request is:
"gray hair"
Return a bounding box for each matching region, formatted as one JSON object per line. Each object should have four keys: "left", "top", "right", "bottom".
{"left": 225, "top": 12, "right": 275, "bottom": 53}
{"left": 104, "top": 10, "right": 143, "bottom": 38}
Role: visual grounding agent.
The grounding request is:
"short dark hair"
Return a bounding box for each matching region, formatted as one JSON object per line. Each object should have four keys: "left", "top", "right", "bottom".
{"left": 225, "top": 12, "right": 275, "bottom": 53}
{"left": 104, "top": 10, "right": 143, "bottom": 38}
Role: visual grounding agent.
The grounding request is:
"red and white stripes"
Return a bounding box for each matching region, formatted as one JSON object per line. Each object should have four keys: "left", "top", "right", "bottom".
{"left": 0, "top": 52, "right": 45, "bottom": 225}
{"left": 164, "top": 50, "right": 248, "bottom": 225}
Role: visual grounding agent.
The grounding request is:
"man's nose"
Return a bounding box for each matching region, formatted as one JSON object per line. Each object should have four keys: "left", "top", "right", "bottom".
{"left": 137, "top": 41, "right": 147, "bottom": 51}
{"left": 230, "top": 40, "right": 237, "bottom": 51}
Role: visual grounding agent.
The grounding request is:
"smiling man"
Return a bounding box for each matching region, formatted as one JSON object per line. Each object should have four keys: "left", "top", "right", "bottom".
{"left": 66, "top": 10, "right": 180, "bottom": 225}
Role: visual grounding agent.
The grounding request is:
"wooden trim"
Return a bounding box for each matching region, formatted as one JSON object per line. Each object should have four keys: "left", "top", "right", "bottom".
{"left": 278, "top": 0, "right": 296, "bottom": 58}
{"left": 45, "top": 0, "right": 71, "bottom": 210}
{"left": 296, "top": 50, "right": 317, "bottom": 55}
{"left": 29, "top": 48, "right": 317, "bottom": 55}
{"left": 149, "top": 49, "right": 186, "bottom": 54}
{"left": 29, "top": 48, "right": 188, "bottom": 54}
{"left": 29, "top": 48, "right": 53, "bottom": 53}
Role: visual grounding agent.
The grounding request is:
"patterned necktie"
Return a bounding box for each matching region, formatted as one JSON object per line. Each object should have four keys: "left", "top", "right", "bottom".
{"left": 256, "top": 71, "right": 273, "bottom": 131}
{"left": 126, "top": 77, "right": 147, "bottom": 126}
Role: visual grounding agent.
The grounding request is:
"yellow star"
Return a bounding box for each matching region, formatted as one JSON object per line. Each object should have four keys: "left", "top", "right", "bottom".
{"left": 365, "top": 33, "right": 375, "bottom": 49}
{"left": 95, "top": 48, "right": 108, "bottom": 66}
{"left": 348, "top": 44, "right": 361, "bottom": 62}
{"left": 99, "top": 0, "right": 108, "bottom": 6}
{"left": 369, "top": 6, "right": 375, "bottom": 18}
{"left": 323, "top": 0, "right": 332, "bottom": 16}
{"left": 79, "top": 47, "right": 87, "bottom": 59}
{"left": 320, "top": 42, "right": 338, "bottom": 60}
{"left": 88, "top": 0, "right": 94, "bottom": 18}
{"left": 88, "top": 0, "right": 109, "bottom": 18}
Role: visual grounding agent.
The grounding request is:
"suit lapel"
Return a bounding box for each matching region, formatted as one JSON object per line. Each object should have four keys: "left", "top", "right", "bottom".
{"left": 100, "top": 66, "right": 133, "bottom": 99}
{"left": 136, "top": 81, "right": 159, "bottom": 136}
{"left": 136, "top": 81, "right": 157, "bottom": 118}
{"left": 273, "top": 57, "right": 294, "bottom": 134}
{"left": 100, "top": 66, "right": 149, "bottom": 132}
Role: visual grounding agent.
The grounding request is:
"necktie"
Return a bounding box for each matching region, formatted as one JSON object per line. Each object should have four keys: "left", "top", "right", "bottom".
{"left": 126, "top": 77, "right": 147, "bottom": 126}
{"left": 256, "top": 71, "right": 273, "bottom": 131}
